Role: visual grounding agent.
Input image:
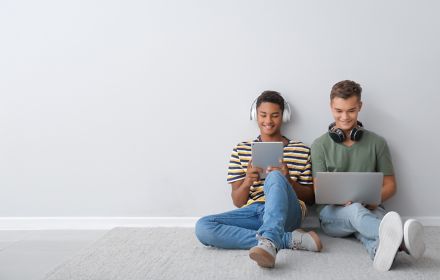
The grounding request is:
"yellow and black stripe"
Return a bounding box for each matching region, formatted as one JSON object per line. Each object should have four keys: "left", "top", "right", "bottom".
{"left": 227, "top": 137, "right": 313, "bottom": 219}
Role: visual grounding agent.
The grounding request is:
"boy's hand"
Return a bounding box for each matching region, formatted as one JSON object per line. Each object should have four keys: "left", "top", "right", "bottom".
{"left": 266, "top": 159, "right": 289, "bottom": 177}
{"left": 343, "top": 201, "right": 352, "bottom": 207}
{"left": 364, "top": 203, "right": 378, "bottom": 210}
{"left": 244, "top": 160, "right": 263, "bottom": 186}
{"left": 343, "top": 202, "right": 378, "bottom": 211}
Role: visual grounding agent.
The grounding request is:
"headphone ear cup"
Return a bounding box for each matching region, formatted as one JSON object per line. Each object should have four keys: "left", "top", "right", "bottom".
{"left": 328, "top": 125, "right": 345, "bottom": 143}
{"left": 250, "top": 100, "right": 257, "bottom": 121}
{"left": 350, "top": 127, "right": 364, "bottom": 141}
{"left": 282, "top": 108, "right": 289, "bottom": 122}
{"left": 250, "top": 96, "right": 291, "bottom": 122}
{"left": 282, "top": 101, "right": 291, "bottom": 123}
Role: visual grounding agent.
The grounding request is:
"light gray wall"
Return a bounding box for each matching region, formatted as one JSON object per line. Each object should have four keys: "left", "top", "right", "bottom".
{"left": 1, "top": 0, "right": 439, "bottom": 217}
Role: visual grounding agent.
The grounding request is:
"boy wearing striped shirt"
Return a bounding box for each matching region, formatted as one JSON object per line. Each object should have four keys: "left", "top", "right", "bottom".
{"left": 196, "top": 91, "right": 322, "bottom": 268}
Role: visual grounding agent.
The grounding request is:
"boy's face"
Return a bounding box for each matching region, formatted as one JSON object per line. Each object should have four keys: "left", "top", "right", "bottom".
{"left": 256, "top": 102, "right": 283, "bottom": 137}
{"left": 331, "top": 96, "right": 362, "bottom": 133}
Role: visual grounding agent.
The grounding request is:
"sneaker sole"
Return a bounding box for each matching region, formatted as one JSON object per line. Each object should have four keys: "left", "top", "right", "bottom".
{"left": 249, "top": 247, "right": 275, "bottom": 268}
{"left": 373, "top": 211, "right": 403, "bottom": 272}
{"left": 296, "top": 229, "right": 323, "bottom": 252}
{"left": 404, "top": 219, "right": 425, "bottom": 260}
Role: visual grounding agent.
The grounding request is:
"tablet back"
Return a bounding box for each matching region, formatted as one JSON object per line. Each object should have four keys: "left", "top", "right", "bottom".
{"left": 251, "top": 142, "right": 284, "bottom": 179}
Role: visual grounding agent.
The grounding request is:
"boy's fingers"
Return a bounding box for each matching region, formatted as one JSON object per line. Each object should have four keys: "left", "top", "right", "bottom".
{"left": 344, "top": 201, "right": 352, "bottom": 206}
{"left": 250, "top": 167, "right": 260, "bottom": 173}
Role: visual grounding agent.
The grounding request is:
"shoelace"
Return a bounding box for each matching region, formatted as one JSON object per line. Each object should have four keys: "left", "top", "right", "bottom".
{"left": 256, "top": 235, "right": 278, "bottom": 252}
{"left": 291, "top": 234, "right": 305, "bottom": 250}
{"left": 260, "top": 238, "right": 274, "bottom": 248}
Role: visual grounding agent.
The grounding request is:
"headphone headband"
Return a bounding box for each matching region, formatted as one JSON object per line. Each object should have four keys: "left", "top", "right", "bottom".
{"left": 328, "top": 121, "right": 364, "bottom": 143}
{"left": 250, "top": 94, "right": 291, "bottom": 123}
{"left": 329, "top": 120, "right": 363, "bottom": 130}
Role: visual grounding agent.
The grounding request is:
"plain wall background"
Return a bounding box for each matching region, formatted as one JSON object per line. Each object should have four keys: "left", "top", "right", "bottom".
{"left": 1, "top": 0, "right": 439, "bottom": 218}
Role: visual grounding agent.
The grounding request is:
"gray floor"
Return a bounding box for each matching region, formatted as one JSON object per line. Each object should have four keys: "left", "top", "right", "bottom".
{"left": 1, "top": 228, "right": 439, "bottom": 280}
{"left": 43, "top": 227, "right": 440, "bottom": 280}
{"left": 0, "top": 230, "right": 108, "bottom": 280}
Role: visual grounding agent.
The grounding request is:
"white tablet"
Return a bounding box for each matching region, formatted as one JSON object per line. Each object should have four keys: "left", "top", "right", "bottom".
{"left": 251, "top": 142, "right": 284, "bottom": 179}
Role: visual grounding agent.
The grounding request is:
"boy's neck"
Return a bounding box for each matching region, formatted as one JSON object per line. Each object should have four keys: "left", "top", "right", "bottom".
{"left": 259, "top": 134, "right": 284, "bottom": 143}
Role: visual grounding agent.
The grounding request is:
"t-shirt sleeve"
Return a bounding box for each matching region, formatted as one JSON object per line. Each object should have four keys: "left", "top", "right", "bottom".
{"left": 227, "top": 145, "right": 246, "bottom": 183}
{"left": 296, "top": 153, "right": 313, "bottom": 185}
{"left": 377, "top": 139, "right": 394, "bottom": 176}
{"left": 311, "top": 140, "right": 327, "bottom": 177}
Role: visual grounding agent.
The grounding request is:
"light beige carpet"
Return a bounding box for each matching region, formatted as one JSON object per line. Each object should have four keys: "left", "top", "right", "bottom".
{"left": 44, "top": 227, "right": 440, "bottom": 280}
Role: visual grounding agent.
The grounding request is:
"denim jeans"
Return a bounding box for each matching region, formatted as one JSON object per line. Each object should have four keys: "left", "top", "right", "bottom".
{"left": 195, "top": 171, "right": 303, "bottom": 250}
{"left": 319, "top": 203, "right": 386, "bottom": 259}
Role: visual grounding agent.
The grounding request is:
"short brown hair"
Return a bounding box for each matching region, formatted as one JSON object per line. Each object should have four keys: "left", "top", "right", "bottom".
{"left": 330, "top": 80, "right": 362, "bottom": 101}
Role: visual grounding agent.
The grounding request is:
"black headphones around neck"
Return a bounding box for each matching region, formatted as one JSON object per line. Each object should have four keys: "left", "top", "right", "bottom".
{"left": 328, "top": 121, "right": 364, "bottom": 143}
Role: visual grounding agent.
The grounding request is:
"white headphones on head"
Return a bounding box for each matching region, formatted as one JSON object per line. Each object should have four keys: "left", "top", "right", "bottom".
{"left": 250, "top": 92, "right": 292, "bottom": 123}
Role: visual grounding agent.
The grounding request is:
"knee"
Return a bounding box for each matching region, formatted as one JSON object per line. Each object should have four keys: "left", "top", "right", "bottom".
{"left": 347, "top": 202, "right": 366, "bottom": 212}
{"left": 266, "top": 170, "right": 284, "bottom": 180}
{"left": 195, "top": 216, "right": 214, "bottom": 246}
{"left": 265, "top": 170, "right": 288, "bottom": 188}
{"left": 347, "top": 202, "right": 369, "bottom": 220}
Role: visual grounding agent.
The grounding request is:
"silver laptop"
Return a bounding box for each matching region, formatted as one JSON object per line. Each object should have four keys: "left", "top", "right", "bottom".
{"left": 314, "top": 172, "right": 383, "bottom": 205}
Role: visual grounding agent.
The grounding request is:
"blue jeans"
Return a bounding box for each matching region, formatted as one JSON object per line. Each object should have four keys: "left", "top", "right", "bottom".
{"left": 319, "top": 203, "right": 386, "bottom": 259}
{"left": 195, "top": 171, "right": 303, "bottom": 250}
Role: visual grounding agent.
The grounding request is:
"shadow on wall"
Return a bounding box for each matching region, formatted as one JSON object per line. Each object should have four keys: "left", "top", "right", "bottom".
{"left": 361, "top": 102, "right": 415, "bottom": 214}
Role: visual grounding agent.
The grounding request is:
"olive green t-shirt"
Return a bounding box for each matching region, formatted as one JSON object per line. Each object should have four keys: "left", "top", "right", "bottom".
{"left": 311, "top": 130, "right": 394, "bottom": 212}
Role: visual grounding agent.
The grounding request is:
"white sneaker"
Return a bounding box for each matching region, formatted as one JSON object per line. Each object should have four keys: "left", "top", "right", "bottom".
{"left": 249, "top": 237, "right": 277, "bottom": 268}
{"left": 373, "top": 211, "right": 403, "bottom": 271}
{"left": 290, "top": 229, "right": 323, "bottom": 252}
{"left": 403, "top": 219, "right": 425, "bottom": 260}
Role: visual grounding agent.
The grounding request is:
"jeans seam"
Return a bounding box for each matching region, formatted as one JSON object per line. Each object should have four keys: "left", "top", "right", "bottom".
{"left": 211, "top": 207, "right": 262, "bottom": 223}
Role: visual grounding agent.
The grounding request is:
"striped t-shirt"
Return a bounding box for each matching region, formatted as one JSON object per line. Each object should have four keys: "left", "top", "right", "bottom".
{"left": 227, "top": 136, "right": 313, "bottom": 219}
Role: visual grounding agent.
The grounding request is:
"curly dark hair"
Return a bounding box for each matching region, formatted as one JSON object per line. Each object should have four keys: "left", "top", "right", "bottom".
{"left": 256, "top": 90, "right": 285, "bottom": 111}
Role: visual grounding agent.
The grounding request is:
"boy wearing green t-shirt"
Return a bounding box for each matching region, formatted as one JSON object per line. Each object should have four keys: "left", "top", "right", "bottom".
{"left": 311, "top": 80, "right": 425, "bottom": 271}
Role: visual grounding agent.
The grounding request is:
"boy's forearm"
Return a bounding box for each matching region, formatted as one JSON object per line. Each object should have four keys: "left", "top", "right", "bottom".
{"left": 288, "top": 177, "right": 315, "bottom": 204}
{"left": 379, "top": 175, "right": 397, "bottom": 203}
{"left": 231, "top": 181, "right": 251, "bottom": 207}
